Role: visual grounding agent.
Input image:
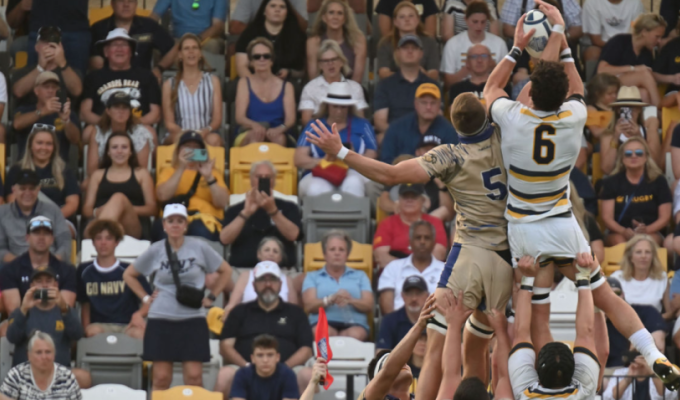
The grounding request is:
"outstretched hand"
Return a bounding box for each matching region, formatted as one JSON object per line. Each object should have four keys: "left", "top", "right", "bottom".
{"left": 415, "top": 294, "right": 437, "bottom": 330}
{"left": 517, "top": 255, "right": 539, "bottom": 277}
{"left": 437, "top": 290, "right": 473, "bottom": 329}
{"left": 306, "top": 120, "right": 344, "bottom": 157}
{"left": 535, "top": 0, "right": 565, "bottom": 27}
{"left": 513, "top": 14, "right": 536, "bottom": 51}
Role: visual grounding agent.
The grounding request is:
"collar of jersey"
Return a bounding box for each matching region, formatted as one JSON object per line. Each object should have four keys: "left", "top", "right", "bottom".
{"left": 457, "top": 122, "right": 493, "bottom": 144}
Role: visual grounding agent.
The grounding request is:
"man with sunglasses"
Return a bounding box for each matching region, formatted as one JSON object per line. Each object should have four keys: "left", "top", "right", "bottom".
{"left": 448, "top": 45, "right": 505, "bottom": 107}
{"left": 12, "top": 72, "right": 80, "bottom": 161}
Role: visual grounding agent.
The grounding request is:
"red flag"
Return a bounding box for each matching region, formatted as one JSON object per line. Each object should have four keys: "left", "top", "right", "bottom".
{"left": 315, "top": 308, "right": 334, "bottom": 389}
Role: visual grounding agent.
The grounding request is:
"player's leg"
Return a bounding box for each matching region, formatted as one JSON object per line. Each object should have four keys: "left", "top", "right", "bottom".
{"left": 461, "top": 310, "right": 491, "bottom": 384}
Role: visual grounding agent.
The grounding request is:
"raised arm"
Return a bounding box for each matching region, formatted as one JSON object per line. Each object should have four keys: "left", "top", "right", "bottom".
{"left": 437, "top": 291, "right": 473, "bottom": 399}
{"left": 573, "top": 253, "right": 596, "bottom": 352}
{"left": 513, "top": 256, "right": 537, "bottom": 347}
{"left": 488, "top": 309, "right": 514, "bottom": 400}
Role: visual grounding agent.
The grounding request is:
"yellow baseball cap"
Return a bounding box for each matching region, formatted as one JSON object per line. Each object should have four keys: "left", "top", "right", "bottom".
{"left": 206, "top": 307, "right": 225, "bottom": 335}
{"left": 415, "top": 83, "right": 440, "bottom": 100}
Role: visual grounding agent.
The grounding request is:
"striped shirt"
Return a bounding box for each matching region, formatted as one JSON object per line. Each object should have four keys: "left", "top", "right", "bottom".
{"left": 443, "top": 0, "right": 498, "bottom": 35}
{"left": 0, "top": 362, "right": 81, "bottom": 400}
{"left": 173, "top": 72, "right": 214, "bottom": 131}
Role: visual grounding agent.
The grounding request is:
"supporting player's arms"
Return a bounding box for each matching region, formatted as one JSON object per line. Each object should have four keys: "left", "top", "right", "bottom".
{"left": 574, "top": 253, "right": 596, "bottom": 352}
{"left": 437, "top": 291, "right": 474, "bottom": 399}
{"left": 513, "top": 256, "right": 538, "bottom": 347}
{"left": 488, "top": 309, "right": 514, "bottom": 400}
{"left": 306, "top": 121, "right": 431, "bottom": 186}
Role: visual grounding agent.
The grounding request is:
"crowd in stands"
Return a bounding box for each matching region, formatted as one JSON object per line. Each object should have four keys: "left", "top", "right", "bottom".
{"left": 0, "top": 0, "right": 675, "bottom": 398}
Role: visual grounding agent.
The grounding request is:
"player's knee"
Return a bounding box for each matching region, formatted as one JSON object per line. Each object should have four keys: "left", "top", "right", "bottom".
{"left": 465, "top": 315, "right": 494, "bottom": 340}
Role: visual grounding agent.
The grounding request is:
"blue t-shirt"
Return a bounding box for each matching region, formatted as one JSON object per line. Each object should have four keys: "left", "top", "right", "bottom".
{"left": 299, "top": 117, "right": 378, "bottom": 159}
{"left": 230, "top": 363, "right": 299, "bottom": 400}
{"left": 376, "top": 307, "right": 414, "bottom": 350}
{"left": 76, "top": 260, "right": 152, "bottom": 324}
{"left": 379, "top": 113, "right": 457, "bottom": 165}
{"left": 152, "top": 0, "right": 228, "bottom": 38}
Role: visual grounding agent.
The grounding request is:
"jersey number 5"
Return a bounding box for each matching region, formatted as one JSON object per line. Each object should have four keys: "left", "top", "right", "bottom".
{"left": 482, "top": 168, "right": 507, "bottom": 201}
{"left": 533, "top": 124, "right": 556, "bottom": 165}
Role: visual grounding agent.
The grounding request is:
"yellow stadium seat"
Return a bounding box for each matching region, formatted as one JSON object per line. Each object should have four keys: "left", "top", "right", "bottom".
{"left": 591, "top": 152, "right": 603, "bottom": 188}
{"left": 155, "top": 144, "right": 225, "bottom": 182}
{"left": 152, "top": 386, "right": 221, "bottom": 400}
{"left": 71, "top": 240, "right": 77, "bottom": 265}
{"left": 376, "top": 197, "right": 388, "bottom": 225}
{"left": 603, "top": 244, "right": 667, "bottom": 276}
{"left": 304, "top": 241, "right": 373, "bottom": 282}
{"left": 15, "top": 51, "right": 27, "bottom": 69}
{"left": 586, "top": 110, "right": 613, "bottom": 128}
{"left": 229, "top": 143, "right": 297, "bottom": 195}
{"left": 662, "top": 106, "right": 680, "bottom": 141}
{"left": 229, "top": 56, "right": 237, "bottom": 81}
{"left": 0, "top": 143, "right": 6, "bottom": 182}
{"left": 89, "top": 7, "right": 154, "bottom": 26}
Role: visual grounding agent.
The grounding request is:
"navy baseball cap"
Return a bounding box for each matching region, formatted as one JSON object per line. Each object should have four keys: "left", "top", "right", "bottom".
{"left": 16, "top": 169, "right": 40, "bottom": 186}
{"left": 402, "top": 275, "right": 428, "bottom": 292}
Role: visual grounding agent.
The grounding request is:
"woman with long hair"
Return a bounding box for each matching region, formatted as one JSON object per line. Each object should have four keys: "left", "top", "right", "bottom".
{"left": 83, "top": 132, "right": 157, "bottom": 239}
{"left": 234, "top": 37, "right": 296, "bottom": 147}
{"left": 162, "top": 33, "right": 223, "bottom": 146}
{"left": 307, "top": 0, "right": 366, "bottom": 82}
{"left": 376, "top": 1, "right": 439, "bottom": 80}
{"left": 600, "top": 137, "right": 671, "bottom": 246}
{"left": 584, "top": 73, "right": 620, "bottom": 141}
{"left": 235, "top": 0, "right": 307, "bottom": 79}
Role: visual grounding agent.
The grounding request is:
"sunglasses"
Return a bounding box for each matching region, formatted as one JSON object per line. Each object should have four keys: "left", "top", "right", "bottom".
{"left": 624, "top": 149, "right": 645, "bottom": 158}
{"left": 468, "top": 54, "right": 490, "bottom": 60}
{"left": 31, "top": 124, "right": 56, "bottom": 134}
{"left": 319, "top": 57, "right": 340, "bottom": 64}
{"left": 28, "top": 220, "right": 53, "bottom": 233}
{"left": 251, "top": 53, "right": 272, "bottom": 61}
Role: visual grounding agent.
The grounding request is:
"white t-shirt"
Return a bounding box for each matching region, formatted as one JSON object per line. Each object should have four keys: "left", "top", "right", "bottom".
{"left": 673, "top": 181, "right": 680, "bottom": 216}
{"left": 298, "top": 76, "right": 368, "bottom": 113}
{"left": 440, "top": 32, "right": 508, "bottom": 74}
{"left": 611, "top": 270, "right": 667, "bottom": 312}
{"left": 582, "top": 0, "right": 645, "bottom": 42}
{"left": 377, "top": 255, "right": 444, "bottom": 310}
{"left": 0, "top": 72, "right": 7, "bottom": 104}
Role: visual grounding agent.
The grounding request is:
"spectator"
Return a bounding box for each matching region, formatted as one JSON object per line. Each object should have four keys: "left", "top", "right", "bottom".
{"left": 584, "top": 73, "right": 620, "bottom": 141}
{"left": 0, "top": 331, "right": 82, "bottom": 400}
{"left": 381, "top": 82, "right": 457, "bottom": 165}
{"left": 376, "top": 2, "right": 439, "bottom": 80}
{"left": 309, "top": 0, "right": 366, "bottom": 14}
{"left": 376, "top": 276, "right": 428, "bottom": 350}
{"left": 611, "top": 235, "right": 670, "bottom": 352}
{"left": 373, "top": 34, "right": 439, "bottom": 134}
{"left": 25, "top": 2, "right": 90, "bottom": 75}
{"left": 90, "top": 0, "right": 176, "bottom": 76}
{"left": 12, "top": 26, "right": 83, "bottom": 110}
{"left": 13, "top": 72, "right": 79, "bottom": 161}
{"left": 155, "top": 132, "right": 229, "bottom": 241}
{"left": 235, "top": 0, "right": 307, "bottom": 79}
{"left": 161, "top": 33, "right": 223, "bottom": 146}
{"left": 77, "top": 219, "right": 151, "bottom": 339}
{"left": 5, "top": 126, "right": 80, "bottom": 233}
{"left": 655, "top": 21, "right": 680, "bottom": 114}
{"left": 440, "top": 2, "right": 507, "bottom": 88}
{"left": 234, "top": 38, "right": 296, "bottom": 147}
{"left": 216, "top": 263, "right": 312, "bottom": 397}
{"left": 299, "top": 39, "right": 368, "bottom": 126}
{"left": 223, "top": 239, "right": 300, "bottom": 317}
{"left": 660, "top": 0, "right": 679, "bottom": 39}
{"left": 447, "top": 44, "right": 497, "bottom": 107}
{"left": 230, "top": 0, "right": 308, "bottom": 35}
{"left": 378, "top": 222, "right": 443, "bottom": 314}
{"left": 441, "top": 0, "right": 499, "bottom": 41}
{"left": 302, "top": 230, "right": 374, "bottom": 340}
{"left": 600, "top": 86, "right": 662, "bottom": 174}
{"left": 500, "top": 0, "right": 581, "bottom": 45}
{"left": 307, "top": 0, "right": 367, "bottom": 82}
{"left": 376, "top": 0, "right": 438, "bottom": 38}
{"left": 81, "top": 29, "right": 161, "bottom": 133}
{"left": 83, "top": 132, "right": 156, "bottom": 239}
{"left": 123, "top": 203, "right": 232, "bottom": 390}
{"left": 596, "top": 14, "right": 666, "bottom": 107}
{"left": 6, "top": 266, "right": 90, "bottom": 388}
{"left": 0, "top": 72, "right": 10, "bottom": 143}
{"left": 583, "top": 0, "right": 644, "bottom": 62}
{"left": 603, "top": 353, "right": 677, "bottom": 400}
{"left": 229, "top": 335, "right": 301, "bottom": 400}
{"left": 84, "top": 92, "right": 154, "bottom": 179}
{"left": 0, "top": 174, "right": 71, "bottom": 264}
{"left": 151, "top": 0, "right": 227, "bottom": 54}
{"left": 6, "top": 0, "right": 30, "bottom": 56}
{"left": 373, "top": 184, "right": 448, "bottom": 268}
{"left": 601, "top": 137, "right": 672, "bottom": 246}
{"left": 297, "top": 82, "right": 377, "bottom": 198}
{"left": 221, "top": 161, "right": 302, "bottom": 268}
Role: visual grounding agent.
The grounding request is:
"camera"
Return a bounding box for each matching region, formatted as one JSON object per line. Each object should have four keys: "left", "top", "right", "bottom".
{"left": 622, "top": 349, "right": 641, "bottom": 367}
{"left": 33, "top": 289, "right": 50, "bottom": 302}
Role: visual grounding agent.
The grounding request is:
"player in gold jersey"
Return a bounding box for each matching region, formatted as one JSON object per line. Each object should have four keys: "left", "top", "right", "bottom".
{"left": 306, "top": 91, "right": 513, "bottom": 400}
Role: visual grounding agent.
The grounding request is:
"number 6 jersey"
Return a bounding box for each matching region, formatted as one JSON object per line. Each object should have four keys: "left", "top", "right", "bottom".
{"left": 490, "top": 96, "right": 588, "bottom": 223}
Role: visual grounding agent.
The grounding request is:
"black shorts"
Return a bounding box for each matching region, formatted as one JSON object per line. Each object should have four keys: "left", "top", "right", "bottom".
{"left": 143, "top": 317, "right": 210, "bottom": 362}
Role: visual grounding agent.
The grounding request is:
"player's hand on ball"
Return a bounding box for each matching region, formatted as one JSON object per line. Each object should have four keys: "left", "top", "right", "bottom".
{"left": 306, "top": 120, "right": 343, "bottom": 157}
{"left": 513, "top": 14, "right": 536, "bottom": 51}
{"left": 517, "top": 256, "right": 539, "bottom": 277}
{"left": 534, "top": 0, "right": 565, "bottom": 26}
{"left": 416, "top": 294, "right": 437, "bottom": 329}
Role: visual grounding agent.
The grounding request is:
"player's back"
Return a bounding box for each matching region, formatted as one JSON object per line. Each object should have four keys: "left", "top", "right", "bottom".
{"left": 490, "top": 97, "right": 588, "bottom": 223}
{"left": 417, "top": 124, "right": 508, "bottom": 250}
{"left": 519, "top": 382, "right": 589, "bottom": 400}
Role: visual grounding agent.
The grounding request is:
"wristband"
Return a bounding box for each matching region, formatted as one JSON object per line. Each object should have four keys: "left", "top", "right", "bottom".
{"left": 268, "top": 209, "right": 280, "bottom": 217}
{"left": 207, "top": 293, "right": 217, "bottom": 301}
{"left": 337, "top": 146, "right": 349, "bottom": 160}
{"left": 207, "top": 178, "right": 217, "bottom": 186}
{"left": 142, "top": 295, "right": 151, "bottom": 304}
{"left": 238, "top": 212, "right": 249, "bottom": 220}
{"left": 562, "top": 58, "right": 575, "bottom": 63}
{"left": 552, "top": 24, "right": 565, "bottom": 34}
{"left": 521, "top": 276, "right": 535, "bottom": 287}
{"left": 323, "top": 296, "right": 329, "bottom": 306}
{"left": 560, "top": 48, "right": 572, "bottom": 57}
{"left": 505, "top": 46, "right": 522, "bottom": 63}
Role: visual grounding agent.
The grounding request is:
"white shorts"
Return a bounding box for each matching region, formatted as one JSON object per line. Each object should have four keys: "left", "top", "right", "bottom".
{"left": 508, "top": 214, "right": 591, "bottom": 265}
{"left": 508, "top": 343, "right": 600, "bottom": 400}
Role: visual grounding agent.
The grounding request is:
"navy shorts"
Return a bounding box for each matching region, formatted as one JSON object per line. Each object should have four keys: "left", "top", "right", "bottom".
{"left": 143, "top": 317, "right": 210, "bottom": 362}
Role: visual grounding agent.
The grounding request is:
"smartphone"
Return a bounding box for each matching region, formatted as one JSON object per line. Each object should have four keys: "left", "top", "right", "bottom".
{"left": 258, "top": 177, "right": 271, "bottom": 196}
{"left": 622, "top": 349, "right": 641, "bottom": 367}
{"left": 189, "top": 149, "right": 208, "bottom": 162}
{"left": 33, "top": 289, "right": 50, "bottom": 302}
{"left": 57, "top": 89, "right": 66, "bottom": 112}
{"left": 620, "top": 107, "right": 633, "bottom": 122}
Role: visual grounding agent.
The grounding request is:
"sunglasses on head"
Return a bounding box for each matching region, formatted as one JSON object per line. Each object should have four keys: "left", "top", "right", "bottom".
{"left": 251, "top": 53, "right": 272, "bottom": 61}
{"left": 30, "top": 124, "right": 56, "bottom": 134}
{"left": 624, "top": 149, "right": 645, "bottom": 158}
{"left": 28, "top": 220, "right": 52, "bottom": 233}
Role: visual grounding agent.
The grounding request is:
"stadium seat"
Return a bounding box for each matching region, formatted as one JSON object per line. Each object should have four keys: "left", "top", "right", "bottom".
{"left": 156, "top": 144, "right": 225, "bottom": 182}
{"left": 76, "top": 333, "right": 144, "bottom": 389}
{"left": 591, "top": 152, "right": 603, "bottom": 187}
{"left": 549, "top": 291, "right": 577, "bottom": 343}
{"left": 586, "top": 110, "right": 613, "bottom": 128}
{"left": 89, "top": 6, "right": 153, "bottom": 26}
{"left": 662, "top": 106, "right": 680, "bottom": 140}
{"left": 376, "top": 197, "right": 388, "bottom": 224}
{"left": 313, "top": 337, "right": 374, "bottom": 396}
{"left": 167, "top": 339, "right": 221, "bottom": 390}
{"left": 71, "top": 240, "right": 77, "bottom": 265}
{"left": 152, "top": 385, "right": 222, "bottom": 400}
{"left": 14, "top": 51, "right": 27, "bottom": 70}
{"left": 80, "top": 235, "right": 151, "bottom": 264}
{"left": 0, "top": 143, "right": 6, "bottom": 182}
{"left": 304, "top": 241, "right": 373, "bottom": 282}
{"left": 229, "top": 143, "right": 297, "bottom": 195}
{"left": 302, "top": 192, "right": 371, "bottom": 244}
{"left": 0, "top": 337, "right": 15, "bottom": 383}
{"left": 82, "top": 384, "right": 146, "bottom": 400}
{"left": 602, "top": 243, "right": 668, "bottom": 276}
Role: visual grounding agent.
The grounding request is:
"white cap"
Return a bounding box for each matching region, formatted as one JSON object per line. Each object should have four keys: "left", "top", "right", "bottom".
{"left": 253, "top": 261, "right": 282, "bottom": 279}
{"left": 163, "top": 204, "right": 188, "bottom": 219}
{"left": 95, "top": 27, "right": 137, "bottom": 52}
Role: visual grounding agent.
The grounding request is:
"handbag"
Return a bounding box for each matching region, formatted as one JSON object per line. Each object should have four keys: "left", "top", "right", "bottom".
{"left": 166, "top": 172, "right": 202, "bottom": 208}
{"left": 616, "top": 174, "right": 645, "bottom": 225}
{"left": 164, "top": 239, "right": 205, "bottom": 309}
{"left": 311, "top": 118, "right": 351, "bottom": 187}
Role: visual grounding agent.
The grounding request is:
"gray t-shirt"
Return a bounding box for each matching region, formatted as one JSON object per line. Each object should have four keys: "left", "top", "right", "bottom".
{"left": 133, "top": 237, "right": 222, "bottom": 320}
{"left": 231, "top": 0, "right": 308, "bottom": 23}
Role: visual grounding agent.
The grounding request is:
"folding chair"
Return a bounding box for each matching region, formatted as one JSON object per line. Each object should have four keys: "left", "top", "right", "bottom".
{"left": 166, "top": 340, "right": 222, "bottom": 390}
{"left": 313, "top": 337, "right": 374, "bottom": 396}
{"left": 80, "top": 235, "right": 151, "bottom": 264}
{"left": 662, "top": 106, "right": 680, "bottom": 140}
{"left": 152, "top": 385, "right": 222, "bottom": 400}
{"left": 76, "top": 333, "right": 144, "bottom": 389}
{"left": 156, "top": 144, "right": 225, "bottom": 182}
{"left": 304, "top": 241, "right": 373, "bottom": 282}
{"left": 302, "top": 192, "right": 371, "bottom": 243}
{"left": 0, "top": 337, "right": 15, "bottom": 383}
{"left": 82, "top": 384, "right": 146, "bottom": 400}
{"left": 549, "top": 291, "right": 577, "bottom": 343}
{"left": 229, "top": 143, "right": 297, "bottom": 195}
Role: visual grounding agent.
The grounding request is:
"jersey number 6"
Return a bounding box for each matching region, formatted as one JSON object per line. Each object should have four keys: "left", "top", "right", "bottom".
{"left": 482, "top": 168, "right": 507, "bottom": 201}
{"left": 533, "top": 124, "right": 557, "bottom": 165}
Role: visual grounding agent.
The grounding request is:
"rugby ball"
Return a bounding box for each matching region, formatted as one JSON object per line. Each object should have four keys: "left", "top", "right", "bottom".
{"left": 523, "top": 10, "right": 552, "bottom": 58}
